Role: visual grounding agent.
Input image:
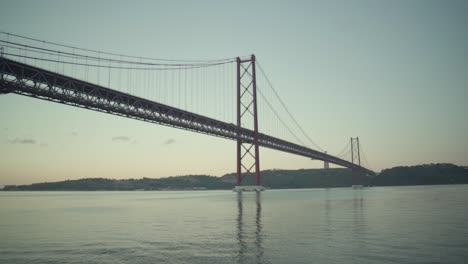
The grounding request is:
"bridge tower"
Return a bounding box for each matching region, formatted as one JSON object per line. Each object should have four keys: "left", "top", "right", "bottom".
{"left": 350, "top": 137, "right": 362, "bottom": 187}
{"left": 235, "top": 55, "right": 263, "bottom": 191}
{"left": 350, "top": 137, "right": 361, "bottom": 166}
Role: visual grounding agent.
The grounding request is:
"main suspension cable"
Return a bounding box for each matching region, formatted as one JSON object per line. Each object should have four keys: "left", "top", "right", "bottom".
{"left": 256, "top": 60, "right": 324, "bottom": 152}
{"left": 0, "top": 31, "right": 236, "bottom": 63}
{"left": 1, "top": 52, "right": 234, "bottom": 71}
{"left": 0, "top": 40, "right": 236, "bottom": 67}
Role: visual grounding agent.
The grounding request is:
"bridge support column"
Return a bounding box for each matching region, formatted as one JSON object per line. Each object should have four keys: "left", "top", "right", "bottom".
{"left": 235, "top": 55, "right": 262, "bottom": 191}
{"left": 323, "top": 151, "right": 330, "bottom": 169}
{"left": 352, "top": 169, "right": 359, "bottom": 186}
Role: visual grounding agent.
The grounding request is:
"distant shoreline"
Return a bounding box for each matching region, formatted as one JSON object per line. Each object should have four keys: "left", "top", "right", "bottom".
{"left": 2, "top": 164, "right": 467, "bottom": 191}
{"left": 2, "top": 183, "right": 468, "bottom": 192}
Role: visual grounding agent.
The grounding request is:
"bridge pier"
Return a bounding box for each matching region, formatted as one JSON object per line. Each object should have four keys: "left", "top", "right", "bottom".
{"left": 323, "top": 151, "right": 330, "bottom": 169}
{"left": 351, "top": 169, "right": 363, "bottom": 189}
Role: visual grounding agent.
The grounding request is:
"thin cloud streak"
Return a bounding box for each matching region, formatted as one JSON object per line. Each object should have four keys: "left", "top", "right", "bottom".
{"left": 7, "top": 138, "right": 36, "bottom": 144}
{"left": 163, "top": 139, "right": 176, "bottom": 146}
{"left": 112, "top": 136, "right": 131, "bottom": 142}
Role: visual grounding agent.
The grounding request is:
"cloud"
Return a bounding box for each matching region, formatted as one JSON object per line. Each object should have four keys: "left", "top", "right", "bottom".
{"left": 163, "top": 138, "right": 176, "bottom": 145}
{"left": 7, "top": 138, "right": 36, "bottom": 144}
{"left": 112, "top": 136, "right": 131, "bottom": 142}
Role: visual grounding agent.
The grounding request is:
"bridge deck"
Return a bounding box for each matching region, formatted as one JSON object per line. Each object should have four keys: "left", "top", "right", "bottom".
{"left": 0, "top": 57, "right": 374, "bottom": 175}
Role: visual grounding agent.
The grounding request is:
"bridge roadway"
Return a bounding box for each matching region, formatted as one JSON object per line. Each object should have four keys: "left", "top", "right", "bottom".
{"left": 0, "top": 57, "right": 374, "bottom": 175}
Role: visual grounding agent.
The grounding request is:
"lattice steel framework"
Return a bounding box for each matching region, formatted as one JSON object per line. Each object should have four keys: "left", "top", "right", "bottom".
{"left": 350, "top": 137, "right": 361, "bottom": 166}
{"left": 236, "top": 55, "right": 260, "bottom": 186}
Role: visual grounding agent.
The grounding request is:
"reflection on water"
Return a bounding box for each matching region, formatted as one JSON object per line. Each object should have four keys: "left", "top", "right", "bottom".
{"left": 255, "top": 192, "right": 264, "bottom": 263}
{"left": 352, "top": 191, "right": 365, "bottom": 253}
{"left": 322, "top": 189, "right": 366, "bottom": 262}
{"left": 237, "top": 192, "right": 265, "bottom": 264}
{"left": 236, "top": 192, "right": 246, "bottom": 263}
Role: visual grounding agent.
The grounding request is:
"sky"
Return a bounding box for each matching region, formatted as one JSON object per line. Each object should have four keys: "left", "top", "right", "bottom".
{"left": 0, "top": 0, "right": 467, "bottom": 185}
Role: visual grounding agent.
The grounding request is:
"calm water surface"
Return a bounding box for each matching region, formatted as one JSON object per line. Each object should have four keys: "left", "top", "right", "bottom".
{"left": 1, "top": 185, "right": 468, "bottom": 264}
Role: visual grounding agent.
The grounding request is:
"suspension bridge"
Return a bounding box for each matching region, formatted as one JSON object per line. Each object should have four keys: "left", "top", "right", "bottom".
{"left": 0, "top": 32, "right": 375, "bottom": 190}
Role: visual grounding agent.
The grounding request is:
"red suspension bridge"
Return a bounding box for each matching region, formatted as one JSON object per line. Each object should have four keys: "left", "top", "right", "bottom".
{"left": 0, "top": 32, "right": 375, "bottom": 189}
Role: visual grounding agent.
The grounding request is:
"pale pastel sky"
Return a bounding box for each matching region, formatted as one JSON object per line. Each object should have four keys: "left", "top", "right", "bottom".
{"left": 0, "top": 0, "right": 467, "bottom": 185}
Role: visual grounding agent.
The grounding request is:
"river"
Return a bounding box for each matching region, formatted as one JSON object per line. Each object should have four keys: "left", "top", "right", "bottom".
{"left": 1, "top": 185, "right": 467, "bottom": 263}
